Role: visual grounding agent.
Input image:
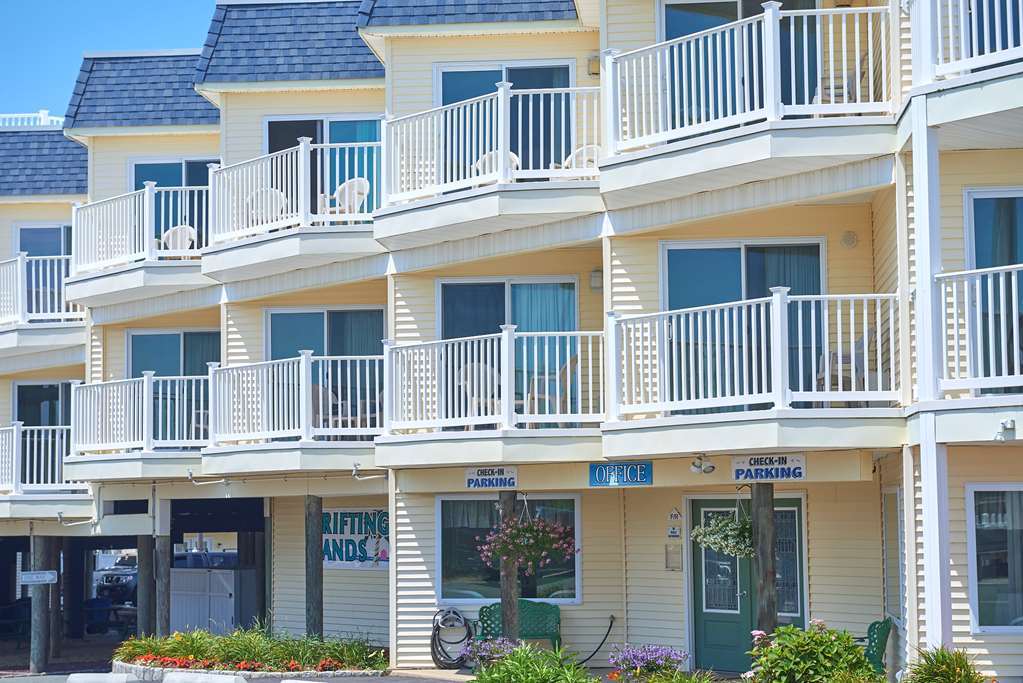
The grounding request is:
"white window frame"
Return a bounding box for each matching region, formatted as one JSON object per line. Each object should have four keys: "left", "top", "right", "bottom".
{"left": 431, "top": 59, "right": 577, "bottom": 107}
{"left": 127, "top": 156, "right": 221, "bottom": 192}
{"left": 12, "top": 222, "right": 72, "bottom": 258}
{"left": 11, "top": 380, "right": 72, "bottom": 425}
{"left": 965, "top": 482, "right": 1023, "bottom": 634}
{"left": 658, "top": 237, "right": 828, "bottom": 311}
{"left": 261, "top": 114, "right": 385, "bottom": 155}
{"left": 881, "top": 486, "right": 907, "bottom": 627}
{"left": 656, "top": 0, "right": 821, "bottom": 42}
{"left": 434, "top": 275, "right": 581, "bottom": 339}
{"left": 963, "top": 187, "right": 1023, "bottom": 270}
{"left": 262, "top": 305, "right": 386, "bottom": 361}
{"left": 434, "top": 492, "right": 583, "bottom": 606}
{"left": 125, "top": 328, "right": 220, "bottom": 377}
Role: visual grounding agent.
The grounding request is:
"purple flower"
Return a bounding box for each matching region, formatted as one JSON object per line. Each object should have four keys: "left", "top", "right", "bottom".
{"left": 609, "top": 644, "right": 688, "bottom": 679}
{"left": 460, "top": 638, "right": 519, "bottom": 666}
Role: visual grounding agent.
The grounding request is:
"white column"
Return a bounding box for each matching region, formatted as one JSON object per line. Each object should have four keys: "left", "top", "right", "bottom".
{"left": 380, "top": 116, "right": 393, "bottom": 207}
{"left": 299, "top": 349, "right": 314, "bottom": 442}
{"left": 142, "top": 371, "right": 155, "bottom": 453}
{"left": 761, "top": 2, "right": 784, "bottom": 121}
{"left": 206, "top": 163, "right": 220, "bottom": 244}
{"left": 770, "top": 286, "right": 792, "bottom": 409}
{"left": 143, "top": 181, "right": 157, "bottom": 261}
{"left": 495, "top": 82, "right": 513, "bottom": 184}
{"left": 911, "top": 0, "right": 938, "bottom": 86}
{"left": 382, "top": 339, "right": 394, "bottom": 434}
{"left": 911, "top": 97, "right": 943, "bottom": 403}
{"left": 601, "top": 49, "right": 622, "bottom": 155}
{"left": 500, "top": 324, "right": 517, "bottom": 429}
{"left": 206, "top": 362, "right": 220, "bottom": 448}
{"left": 919, "top": 413, "right": 952, "bottom": 647}
{"left": 15, "top": 252, "right": 28, "bottom": 324}
{"left": 297, "top": 137, "right": 312, "bottom": 227}
{"left": 11, "top": 422, "right": 23, "bottom": 494}
{"left": 605, "top": 311, "right": 622, "bottom": 422}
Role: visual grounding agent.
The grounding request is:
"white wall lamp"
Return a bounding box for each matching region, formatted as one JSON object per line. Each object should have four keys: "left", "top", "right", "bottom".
{"left": 690, "top": 454, "right": 715, "bottom": 474}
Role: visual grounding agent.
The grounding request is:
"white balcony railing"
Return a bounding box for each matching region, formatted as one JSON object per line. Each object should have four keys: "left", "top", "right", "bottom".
{"left": 386, "top": 328, "right": 605, "bottom": 431}
{"left": 937, "top": 263, "right": 1023, "bottom": 391}
{"left": 72, "top": 183, "right": 208, "bottom": 275}
{"left": 606, "top": 3, "right": 892, "bottom": 152}
{"left": 210, "top": 139, "right": 380, "bottom": 244}
{"left": 609, "top": 288, "right": 899, "bottom": 416}
{"left": 383, "top": 84, "right": 601, "bottom": 204}
{"left": 0, "top": 109, "right": 63, "bottom": 128}
{"left": 210, "top": 352, "right": 384, "bottom": 444}
{"left": 71, "top": 374, "right": 210, "bottom": 455}
{"left": 0, "top": 424, "right": 83, "bottom": 494}
{"left": 0, "top": 254, "right": 83, "bottom": 325}
{"left": 933, "top": 0, "right": 1023, "bottom": 76}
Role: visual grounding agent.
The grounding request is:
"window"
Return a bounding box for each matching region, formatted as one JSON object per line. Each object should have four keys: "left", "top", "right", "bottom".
{"left": 266, "top": 309, "right": 385, "bottom": 360}
{"left": 14, "top": 382, "right": 70, "bottom": 426}
{"left": 439, "top": 279, "right": 577, "bottom": 339}
{"left": 968, "top": 485, "right": 1023, "bottom": 630}
{"left": 882, "top": 489, "right": 906, "bottom": 625}
{"left": 439, "top": 496, "right": 579, "bottom": 602}
{"left": 266, "top": 117, "right": 381, "bottom": 154}
{"left": 133, "top": 159, "right": 217, "bottom": 190}
{"left": 18, "top": 224, "right": 71, "bottom": 257}
{"left": 128, "top": 331, "right": 221, "bottom": 377}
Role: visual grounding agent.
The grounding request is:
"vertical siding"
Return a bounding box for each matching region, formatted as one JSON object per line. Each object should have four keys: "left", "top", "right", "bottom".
{"left": 88, "top": 133, "right": 220, "bottom": 201}
{"left": 0, "top": 203, "right": 76, "bottom": 261}
{"left": 223, "top": 280, "right": 387, "bottom": 365}
{"left": 271, "top": 495, "right": 390, "bottom": 644}
{"left": 220, "top": 90, "right": 386, "bottom": 166}
{"left": 390, "top": 247, "right": 604, "bottom": 343}
{"left": 387, "top": 32, "right": 600, "bottom": 116}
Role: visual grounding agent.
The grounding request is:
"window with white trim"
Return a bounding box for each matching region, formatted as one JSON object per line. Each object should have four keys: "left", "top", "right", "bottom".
{"left": 970, "top": 487, "right": 1023, "bottom": 628}
{"left": 439, "top": 496, "right": 579, "bottom": 602}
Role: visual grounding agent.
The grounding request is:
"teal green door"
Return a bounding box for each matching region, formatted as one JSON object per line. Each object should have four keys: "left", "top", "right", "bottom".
{"left": 691, "top": 498, "right": 805, "bottom": 673}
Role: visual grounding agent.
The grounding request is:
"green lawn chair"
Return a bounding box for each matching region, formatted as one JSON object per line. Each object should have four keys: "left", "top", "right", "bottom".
{"left": 854, "top": 617, "right": 893, "bottom": 675}
{"left": 475, "top": 599, "right": 561, "bottom": 649}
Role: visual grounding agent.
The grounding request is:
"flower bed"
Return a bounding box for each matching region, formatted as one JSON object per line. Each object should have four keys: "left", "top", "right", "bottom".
{"left": 112, "top": 628, "right": 388, "bottom": 678}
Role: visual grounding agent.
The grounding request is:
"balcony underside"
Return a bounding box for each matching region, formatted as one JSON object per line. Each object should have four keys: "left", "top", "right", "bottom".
{"left": 602, "top": 408, "right": 905, "bottom": 460}
{"left": 600, "top": 120, "right": 896, "bottom": 211}
{"left": 906, "top": 394, "right": 1023, "bottom": 446}
{"left": 373, "top": 183, "right": 604, "bottom": 250}
{"left": 201, "top": 441, "right": 378, "bottom": 476}
{"left": 65, "top": 261, "right": 216, "bottom": 307}
{"left": 64, "top": 451, "right": 202, "bottom": 483}
{"left": 0, "top": 323, "right": 85, "bottom": 358}
{"left": 374, "top": 429, "right": 603, "bottom": 468}
{"left": 0, "top": 493, "right": 92, "bottom": 520}
{"left": 926, "top": 66, "right": 1023, "bottom": 150}
{"left": 201, "top": 227, "right": 385, "bottom": 283}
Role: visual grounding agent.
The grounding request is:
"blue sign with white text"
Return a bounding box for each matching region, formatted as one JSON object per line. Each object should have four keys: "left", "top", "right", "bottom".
{"left": 589, "top": 461, "right": 653, "bottom": 487}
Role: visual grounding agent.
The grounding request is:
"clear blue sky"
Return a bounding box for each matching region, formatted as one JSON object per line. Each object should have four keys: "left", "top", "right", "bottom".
{"left": 0, "top": 0, "right": 217, "bottom": 117}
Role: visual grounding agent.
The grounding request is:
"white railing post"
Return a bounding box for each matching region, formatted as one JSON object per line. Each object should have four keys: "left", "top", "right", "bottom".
{"left": 912, "top": 0, "right": 938, "bottom": 84}
{"left": 143, "top": 181, "right": 157, "bottom": 261}
{"left": 382, "top": 340, "right": 394, "bottom": 434}
{"left": 207, "top": 362, "right": 220, "bottom": 447}
{"left": 70, "top": 382, "right": 80, "bottom": 457}
{"left": 297, "top": 137, "right": 312, "bottom": 227}
{"left": 11, "top": 422, "right": 23, "bottom": 494}
{"left": 207, "top": 163, "right": 220, "bottom": 242}
{"left": 70, "top": 203, "right": 81, "bottom": 276}
{"left": 142, "top": 371, "right": 155, "bottom": 452}
{"left": 380, "top": 116, "right": 393, "bottom": 207}
{"left": 605, "top": 312, "right": 622, "bottom": 422}
{"left": 15, "top": 252, "right": 28, "bottom": 324}
{"left": 299, "top": 349, "right": 314, "bottom": 441}
{"left": 762, "top": 1, "right": 784, "bottom": 120}
{"left": 602, "top": 49, "right": 622, "bottom": 156}
{"left": 770, "top": 287, "right": 792, "bottom": 409}
{"left": 496, "top": 82, "right": 513, "bottom": 184}
{"left": 500, "top": 325, "right": 517, "bottom": 429}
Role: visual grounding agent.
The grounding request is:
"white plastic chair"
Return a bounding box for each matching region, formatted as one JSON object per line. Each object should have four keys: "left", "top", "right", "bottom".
{"left": 553, "top": 144, "right": 601, "bottom": 179}
{"left": 322, "top": 177, "right": 371, "bottom": 216}
{"left": 160, "top": 224, "right": 197, "bottom": 252}
{"left": 471, "top": 150, "right": 520, "bottom": 179}
{"left": 243, "top": 187, "right": 287, "bottom": 227}
{"left": 816, "top": 329, "right": 879, "bottom": 397}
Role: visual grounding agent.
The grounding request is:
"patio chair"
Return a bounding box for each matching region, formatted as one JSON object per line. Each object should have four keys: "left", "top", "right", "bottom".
{"left": 455, "top": 361, "right": 502, "bottom": 427}
{"left": 471, "top": 150, "right": 520, "bottom": 182}
{"left": 243, "top": 187, "right": 288, "bottom": 228}
{"left": 524, "top": 354, "right": 580, "bottom": 428}
{"left": 853, "top": 617, "right": 892, "bottom": 675}
{"left": 160, "top": 224, "right": 197, "bottom": 252}
{"left": 550, "top": 144, "right": 601, "bottom": 180}
{"left": 319, "top": 177, "right": 371, "bottom": 218}
{"left": 816, "top": 328, "right": 879, "bottom": 400}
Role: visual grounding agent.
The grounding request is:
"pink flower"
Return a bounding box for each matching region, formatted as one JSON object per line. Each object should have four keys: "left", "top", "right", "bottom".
{"left": 751, "top": 630, "right": 767, "bottom": 645}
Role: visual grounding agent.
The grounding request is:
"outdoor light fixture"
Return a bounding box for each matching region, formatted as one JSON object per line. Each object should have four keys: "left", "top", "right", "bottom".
{"left": 690, "top": 455, "right": 716, "bottom": 474}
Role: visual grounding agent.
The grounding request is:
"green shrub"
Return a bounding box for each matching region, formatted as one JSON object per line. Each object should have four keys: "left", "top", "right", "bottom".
{"left": 747, "top": 622, "right": 881, "bottom": 683}
{"left": 112, "top": 626, "right": 387, "bottom": 672}
{"left": 903, "top": 647, "right": 985, "bottom": 683}
{"left": 471, "top": 643, "right": 599, "bottom": 683}
{"left": 646, "top": 671, "right": 718, "bottom": 683}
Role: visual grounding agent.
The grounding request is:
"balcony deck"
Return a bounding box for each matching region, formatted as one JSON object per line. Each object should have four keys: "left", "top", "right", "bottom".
{"left": 0, "top": 254, "right": 85, "bottom": 357}
{"left": 0, "top": 424, "right": 90, "bottom": 518}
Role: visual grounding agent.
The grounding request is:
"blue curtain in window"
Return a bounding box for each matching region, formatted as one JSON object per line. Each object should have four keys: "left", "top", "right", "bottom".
{"left": 441, "top": 283, "right": 506, "bottom": 339}
{"left": 973, "top": 197, "right": 1023, "bottom": 383}
{"left": 130, "top": 334, "right": 182, "bottom": 377}
{"left": 511, "top": 283, "right": 576, "bottom": 408}
{"left": 327, "top": 310, "right": 384, "bottom": 356}
{"left": 269, "top": 312, "right": 325, "bottom": 360}
{"left": 183, "top": 332, "right": 221, "bottom": 376}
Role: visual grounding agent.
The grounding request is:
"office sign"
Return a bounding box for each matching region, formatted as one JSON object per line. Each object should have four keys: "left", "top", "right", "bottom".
{"left": 465, "top": 466, "right": 518, "bottom": 490}
{"left": 589, "top": 461, "right": 653, "bottom": 487}
{"left": 322, "top": 508, "right": 389, "bottom": 570}
{"left": 20, "top": 570, "right": 57, "bottom": 585}
{"left": 732, "top": 455, "right": 805, "bottom": 482}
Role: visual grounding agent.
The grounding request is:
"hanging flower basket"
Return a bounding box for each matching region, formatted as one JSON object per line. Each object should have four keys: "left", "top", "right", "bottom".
{"left": 476, "top": 514, "right": 577, "bottom": 575}
{"left": 690, "top": 514, "right": 754, "bottom": 558}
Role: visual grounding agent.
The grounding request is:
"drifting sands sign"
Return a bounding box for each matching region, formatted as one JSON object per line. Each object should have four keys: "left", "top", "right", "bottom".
{"left": 321, "top": 508, "right": 389, "bottom": 570}
{"left": 731, "top": 455, "right": 806, "bottom": 482}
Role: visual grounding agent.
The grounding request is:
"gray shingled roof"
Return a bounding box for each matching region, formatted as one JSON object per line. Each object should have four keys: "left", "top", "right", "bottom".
{"left": 356, "top": 0, "right": 578, "bottom": 27}
{"left": 0, "top": 130, "right": 87, "bottom": 197}
{"left": 65, "top": 52, "right": 219, "bottom": 130}
{"left": 195, "top": 2, "right": 384, "bottom": 84}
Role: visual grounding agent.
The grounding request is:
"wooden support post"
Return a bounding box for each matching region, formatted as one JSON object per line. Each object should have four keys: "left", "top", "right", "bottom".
{"left": 155, "top": 536, "right": 171, "bottom": 637}
{"left": 751, "top": 483, "right": 777, "bottom": 634}
{"left": 253, "top": 530, "right": 266, "bottom": 627}
{"left": 29, "top": 536, "right": 50, "bottom": 674}
{"left": 264, "top": 503, "right": 273, "bottom": 628}
{"left": 499, "top": 490, "right": 519, "bottom": 641}
{"left": 48, "top": 538, "right": 62, "bottom": 660}
{"left": 64, "top": 538, "right": 84, "bottom": 640}
{"left": 136, "top": 535, "right": 155, "bottom": 636}
{"left": 304, "top": 495, "right": 323, "bottom": 638}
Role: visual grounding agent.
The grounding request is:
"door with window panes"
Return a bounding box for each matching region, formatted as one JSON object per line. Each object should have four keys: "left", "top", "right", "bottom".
{"left": 18, "top": 225, "right": 72, "bottom": 320}
{"left": 134, "top": 160, "right": 216, "bottom": 249}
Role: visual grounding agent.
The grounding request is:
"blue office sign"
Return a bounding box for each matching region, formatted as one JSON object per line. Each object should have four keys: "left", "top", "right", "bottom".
{"left": 589, "top": 461, "right": 653, "bottom": 487}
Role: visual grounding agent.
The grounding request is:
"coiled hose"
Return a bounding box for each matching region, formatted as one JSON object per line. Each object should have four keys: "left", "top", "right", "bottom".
{"left": 431, "top": 608, "right": 474, "bottom": 669}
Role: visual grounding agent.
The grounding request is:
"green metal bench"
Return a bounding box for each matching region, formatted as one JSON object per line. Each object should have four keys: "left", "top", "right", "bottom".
{"left": 475, "top": 599, "right": 561, "bottom": 649}
{"left": 855, "top": 617, "right": 893, "bottom": 675}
